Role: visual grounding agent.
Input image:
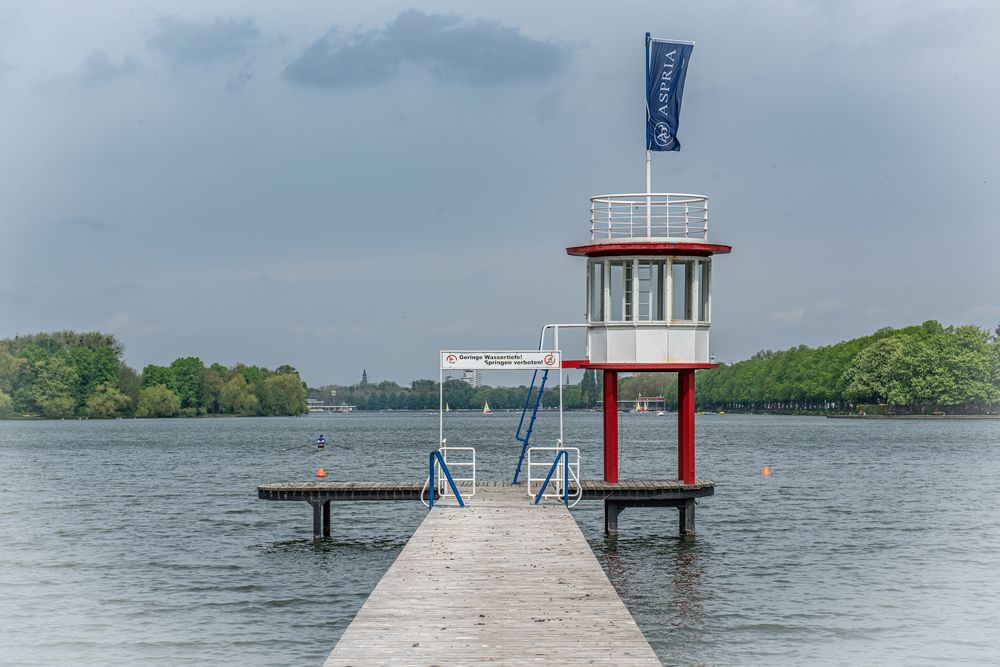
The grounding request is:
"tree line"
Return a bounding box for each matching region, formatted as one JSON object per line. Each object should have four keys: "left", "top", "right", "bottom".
{"left": 310, "top": 369, "right": 673, "bottom": 411}
{"left": 6, "top": 321, "right": 996, "bottom": 419}
{"left": 694, "top": 321, "right": 1000, "bottom": 414}
{"left": 0, "top": 331, "right": 308, "bottom": 419}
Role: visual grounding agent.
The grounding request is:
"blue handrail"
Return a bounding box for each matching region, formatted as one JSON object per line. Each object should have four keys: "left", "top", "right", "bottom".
{"left": 428, "top": 450, "right": 465, "bottom": 508}
{"left": 512, "top": 369, "right": 548, "bottom": 484}
{"left": 533, "top": 449, "right": 571, "bottom": 506}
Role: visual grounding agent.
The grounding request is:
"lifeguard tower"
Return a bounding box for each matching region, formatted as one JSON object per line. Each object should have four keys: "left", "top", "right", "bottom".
{"left": 513, "top": 193, "right": 730, "bottom": 536}
{"left": 567, "top": 192, "right": 731, "bottom": 486}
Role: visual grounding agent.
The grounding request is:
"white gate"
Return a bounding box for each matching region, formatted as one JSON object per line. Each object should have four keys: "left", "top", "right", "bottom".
{"left": 526, "top": 445, "right": 582, "bottom": 507}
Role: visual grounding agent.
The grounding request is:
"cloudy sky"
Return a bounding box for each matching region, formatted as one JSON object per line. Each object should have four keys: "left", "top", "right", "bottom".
{"left": 2, "top": 1, "right": 998, "bottom": 386}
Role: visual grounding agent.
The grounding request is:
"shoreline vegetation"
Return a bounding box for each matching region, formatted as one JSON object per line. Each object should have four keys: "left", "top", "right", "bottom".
{"left": 0, "top": 332, "right": 308, "bottom": 419}
{"left": 2, "top": 320, "right": 998, "bottom": 420}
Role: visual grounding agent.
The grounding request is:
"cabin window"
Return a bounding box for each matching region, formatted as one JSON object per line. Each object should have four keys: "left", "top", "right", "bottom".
{"left": 699, "top": 260, "right": 711, "bottom": 322}
{"left": 671, "top": 260, "right": 694, "bottom": 321}
{"left": 588, "top": 261, "right": 604, "bottom": 322}
{"left": 591, "top": 257, "right": 706, "bottom": 324}
{"left": 608, "top": 261, "right": 627, "bottom": 321}
{"left": 636, "top": 260, "right": 665, "bottom": 321}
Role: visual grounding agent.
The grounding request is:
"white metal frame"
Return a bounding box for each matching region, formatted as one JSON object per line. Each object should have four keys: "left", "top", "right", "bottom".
{"left": 590, "top": 193, "right": 708, "bottom": 240}
{"left": 438, "top": 348, "right": 566, "bottom": 487}
{"left": 587, "top": 257, "right": 711, "bottom": 325}
{"left": 435, "top": 446, "right": 475, "bottom": 498}
{"left": 526, "top": 446, "right": 582, "bottom": 507}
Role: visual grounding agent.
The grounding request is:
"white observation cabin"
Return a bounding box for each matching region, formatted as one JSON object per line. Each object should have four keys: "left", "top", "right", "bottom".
{"left": 566, "top": 193, "right": 731, "bottom": 365}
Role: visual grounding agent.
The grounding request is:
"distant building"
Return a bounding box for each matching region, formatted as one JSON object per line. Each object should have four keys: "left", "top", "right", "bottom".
{"left": 461, "top": 369, "right": 482, "bottom": 388}
{"left": 361, "top": 368, "right": 368, "bottom": 385}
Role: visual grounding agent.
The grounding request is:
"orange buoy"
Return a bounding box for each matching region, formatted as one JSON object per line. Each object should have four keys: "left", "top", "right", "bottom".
{"left": 761, "top": 466, "right": 772, "bottom": 477}
{"left": 316, "top": 467, "right": 327, "bottom": 478}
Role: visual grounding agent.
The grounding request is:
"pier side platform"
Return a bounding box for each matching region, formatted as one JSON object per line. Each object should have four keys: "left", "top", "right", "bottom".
{"left": 322, "top": 483, "right": 661, "bottom": 666}
{"left": 258, "top": 479, "right": 715, "bottom": 538}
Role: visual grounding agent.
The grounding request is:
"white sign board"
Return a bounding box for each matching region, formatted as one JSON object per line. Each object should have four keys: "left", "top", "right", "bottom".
{"left": 440, "top": 350, "right": 561, "bottom": 370}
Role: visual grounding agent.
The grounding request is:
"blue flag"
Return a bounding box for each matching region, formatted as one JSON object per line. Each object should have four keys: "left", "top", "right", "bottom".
{"left": 646, "top": 39, "right": 694, "bottom": 151}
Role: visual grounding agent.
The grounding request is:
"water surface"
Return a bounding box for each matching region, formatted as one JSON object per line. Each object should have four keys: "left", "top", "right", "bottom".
{"left": 1, "top": 413, "right": 997, "bottom": 665}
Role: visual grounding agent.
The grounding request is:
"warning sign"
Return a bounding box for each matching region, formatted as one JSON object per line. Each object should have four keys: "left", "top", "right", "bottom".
{"left": 441, "top": 350, "right": 561, "bottom": 370}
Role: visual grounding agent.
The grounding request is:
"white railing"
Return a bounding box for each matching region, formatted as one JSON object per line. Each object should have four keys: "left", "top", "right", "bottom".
{"left": 526, "top": 445, "right": 582, "bottom": 507}
{"left": 590, "top": 193, "right": 708, "bottom": 241}
{"left": 436, "top": 446, "right": 475, "bottom": 498}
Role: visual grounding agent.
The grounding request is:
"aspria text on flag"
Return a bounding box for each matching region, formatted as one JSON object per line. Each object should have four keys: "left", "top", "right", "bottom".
{"left": 646, "top": 39, "right": 694, "bottom": 152}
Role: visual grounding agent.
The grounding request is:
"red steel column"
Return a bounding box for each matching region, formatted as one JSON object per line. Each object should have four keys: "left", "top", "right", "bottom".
{"left": 602, "top": 370, "right": 619, "bottom": 483}
{"left": 677, "top": 369, "right": 696, "bottom": 484}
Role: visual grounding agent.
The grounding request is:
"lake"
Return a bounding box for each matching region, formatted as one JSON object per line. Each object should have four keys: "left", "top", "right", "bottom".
{"left": 1, "top": 413, "right": 998, "bottom": 665}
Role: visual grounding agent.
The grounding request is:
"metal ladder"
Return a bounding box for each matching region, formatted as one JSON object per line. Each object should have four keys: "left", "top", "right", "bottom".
{"left": 512, "top": 369, "right": 548, "bottom": 484}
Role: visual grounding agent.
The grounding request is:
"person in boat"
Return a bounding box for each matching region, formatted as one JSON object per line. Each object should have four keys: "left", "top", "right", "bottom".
{"left": 315, "top": 434, "right": 327, "bottom": 449}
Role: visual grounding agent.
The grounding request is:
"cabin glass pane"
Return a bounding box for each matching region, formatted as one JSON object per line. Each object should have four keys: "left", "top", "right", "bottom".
{"left": 624, "top": 261, "right": 634, "bottom": 321}
{"left": 589, "top": 261, "right": 604, "bottom": 322}
{"left": 609, "top": 261, "right": 626, "bottom": 321}
{"left": 636, "top": 260, "right": 665, "bottom": 321}
{"left": 699, "top": 260, "right": 711, "bottom": 322}
{"left": 672, "top": 260, "right": 693, "bottom": 321}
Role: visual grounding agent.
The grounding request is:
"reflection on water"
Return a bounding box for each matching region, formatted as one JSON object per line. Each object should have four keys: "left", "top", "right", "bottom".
{"left": 1, "top": 413, "right": 999, "bottom": 665}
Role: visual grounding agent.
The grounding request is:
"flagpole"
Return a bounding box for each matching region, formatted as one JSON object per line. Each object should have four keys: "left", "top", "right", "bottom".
{"left": 645, "top": 32, "right": 652, "bottom": 237}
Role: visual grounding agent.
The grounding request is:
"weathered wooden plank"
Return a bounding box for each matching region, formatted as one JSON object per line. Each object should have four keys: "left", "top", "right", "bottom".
{"left": 324, "top": 485, "right": 660, "bottom": 666}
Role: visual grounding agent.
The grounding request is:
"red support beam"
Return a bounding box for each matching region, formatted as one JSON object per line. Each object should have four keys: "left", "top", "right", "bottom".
{"left": 677, "top": 369, "right": 696, "bottom": 484}
{"left": 602, "top": 370, "right": 619, "bottom": 483}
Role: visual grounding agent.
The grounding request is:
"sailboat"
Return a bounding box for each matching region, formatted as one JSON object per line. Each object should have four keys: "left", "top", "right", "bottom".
{"left": 445, "top": 403, "right": 451, "bottom": 412}
{"left": 482, "top": 400, "right": 492, "bottom": 414}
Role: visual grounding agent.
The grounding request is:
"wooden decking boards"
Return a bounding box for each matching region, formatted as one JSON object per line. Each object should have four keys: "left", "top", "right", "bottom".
{"left": 322, "top": 484, "right": 661, "bottom": 666}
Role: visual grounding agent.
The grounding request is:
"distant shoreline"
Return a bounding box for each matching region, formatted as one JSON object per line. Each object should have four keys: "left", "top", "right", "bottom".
{"left": 827, "top": 414, "right": 1000, "bottom": 420}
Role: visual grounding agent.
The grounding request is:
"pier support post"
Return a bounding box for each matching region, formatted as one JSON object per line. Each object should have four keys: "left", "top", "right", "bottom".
{"left": 604, "top": 501, "right": 623, "bottom": 537}
{"left": 323, "top": 501, "right": 331, "bottom": 537}
{"left": 310, "top": 500, "right": 323, "bottom": 541}
{"left": 603, "top": 370, "right": 619, "bottom": 483}
{"left": 679, "top": 499, "right": 696, "bottom": 536}
{"left": 677, "top": 369, "right": 696, "bottom": 484}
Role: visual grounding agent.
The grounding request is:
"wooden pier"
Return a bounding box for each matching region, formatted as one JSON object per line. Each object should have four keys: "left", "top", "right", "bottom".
{"left": 321, "top": 483, "right": 660, "bottom": 666}
{"left": 257, "top": 479, "right": 714, "bottom": 663}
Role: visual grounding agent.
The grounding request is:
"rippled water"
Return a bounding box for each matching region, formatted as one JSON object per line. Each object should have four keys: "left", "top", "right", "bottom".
{"left": 1, "top": 413, "right": 998, "bottom": 665}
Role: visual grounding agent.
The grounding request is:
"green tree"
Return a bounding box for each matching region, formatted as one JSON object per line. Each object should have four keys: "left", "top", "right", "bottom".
{"left": 136, "top": 384, "right": 181, "bottom": 417}
{"left": 0, "top": 388, "right": 11, "bottom": 417}
{"left": 85, "top": 383, "right": 131, "bottom": 418}
{"left": 843, "top": 336, "right": 907, "bottom": 405}
{"left": 258, "top": 373, "right": 308, "bottom": 415}
{"left": 220, "top": 375, "right": 259, "bottom": 415}
{"left": 118, "top": 365, "right": 142, "bottom": 414}
{"left": 168, "top": 356, "right": 205, "bottom": 408}
{"left": 68, "top": 346, "right": 120, "bottom": 406}
{"left": 201, "top": 366, "right": 225, "bottom": 414}
{"left": 142, "top": 364, "right": 173, "bottom": 389}
{"left": 31, "top": 355, "right": 79, "bottom": 418}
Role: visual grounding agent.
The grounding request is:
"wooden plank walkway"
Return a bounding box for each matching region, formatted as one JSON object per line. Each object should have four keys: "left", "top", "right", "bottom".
{"left": 323, "top": 484, "right": 661, "bottom": 666}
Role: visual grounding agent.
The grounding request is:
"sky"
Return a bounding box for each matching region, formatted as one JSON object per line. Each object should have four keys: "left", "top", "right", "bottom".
{"left": 2, "top": 1, "right": 999, "bottom": 387}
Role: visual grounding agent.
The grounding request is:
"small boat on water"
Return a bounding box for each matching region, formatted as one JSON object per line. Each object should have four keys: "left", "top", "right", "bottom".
{"left": 445, "top": 403, "right": 451, "bottom": 413}
{"left": 315, "top": 434, "right": 327, "bottom": 449}
{"left": 483, "top": 401, "right": 492, "bottom": 414}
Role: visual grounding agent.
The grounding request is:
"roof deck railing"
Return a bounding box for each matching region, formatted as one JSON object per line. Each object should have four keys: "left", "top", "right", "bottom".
{"left": 590, "top": 193, "right": 708, "bottom": 241}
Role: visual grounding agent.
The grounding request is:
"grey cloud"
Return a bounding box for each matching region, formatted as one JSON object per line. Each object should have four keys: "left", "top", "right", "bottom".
{"left": 78, "top": 50, "right": 142, "bottom": 86}
{"left": 148, "top": 16, "right": 261, "bottom": 66}
{"left": 284, "top": 9, "right": 569, "bottom": 88}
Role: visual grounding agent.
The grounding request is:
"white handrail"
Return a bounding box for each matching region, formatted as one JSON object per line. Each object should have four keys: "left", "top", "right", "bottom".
{"left": 437, "top": 446, "right": 475, "bottom": 498}
{"left": 589, "top": 193, "right": 709, "bottom": 241}
{"left": 526, "top": 445, "right": 582, "bottom": 508}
